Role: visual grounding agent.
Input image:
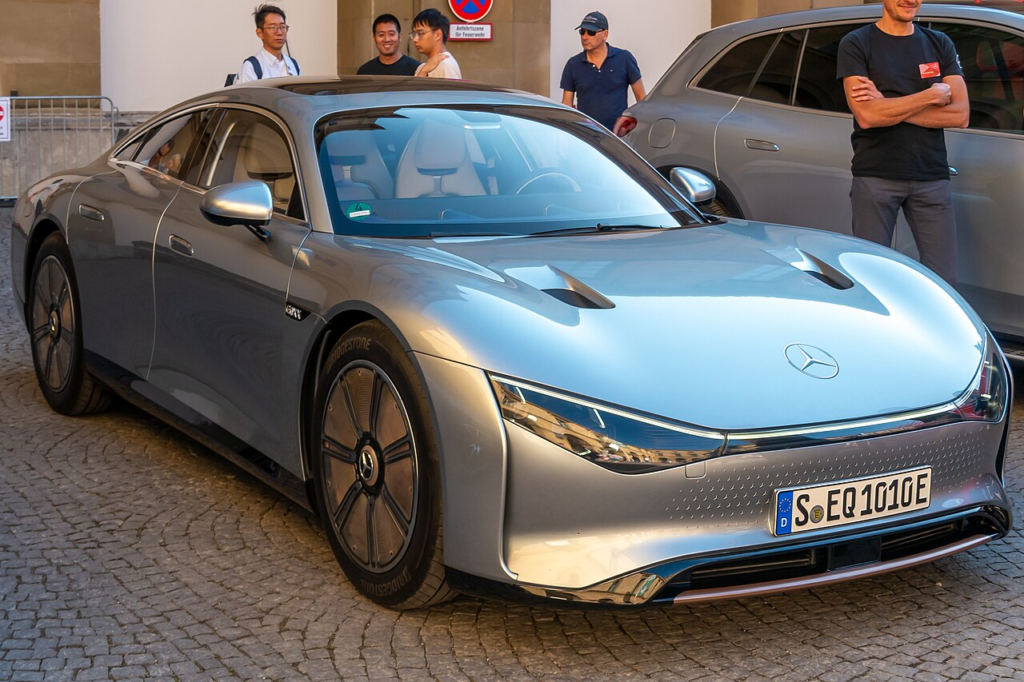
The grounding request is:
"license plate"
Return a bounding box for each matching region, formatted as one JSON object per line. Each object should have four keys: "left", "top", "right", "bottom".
{"left": 773, "top": 467, "right": 931, "bottom": 536}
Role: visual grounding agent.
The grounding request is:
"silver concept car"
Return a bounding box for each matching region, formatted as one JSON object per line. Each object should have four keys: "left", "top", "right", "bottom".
{"left": 10, "top": 77, "right": 1012, "bottom": 609}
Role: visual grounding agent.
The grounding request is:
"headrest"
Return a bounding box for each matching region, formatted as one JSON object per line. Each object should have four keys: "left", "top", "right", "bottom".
{"left": 243, "top": 131, "right": 293, "bottom": 177}
{"left": 413, "top": 120, "right": 467, "bottom": 174}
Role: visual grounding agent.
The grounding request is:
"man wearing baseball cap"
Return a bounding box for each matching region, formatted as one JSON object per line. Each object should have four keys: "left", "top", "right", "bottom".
{"left": 560, "top": 11, "right": 645, "bottom": 132}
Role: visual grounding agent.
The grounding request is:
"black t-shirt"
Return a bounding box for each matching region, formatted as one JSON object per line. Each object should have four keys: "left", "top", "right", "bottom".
{"left": 356, "top": 55, "right": 421, "bottom": 76}
{"left": 836, "top": 24, "right": 964, "bottom": 181}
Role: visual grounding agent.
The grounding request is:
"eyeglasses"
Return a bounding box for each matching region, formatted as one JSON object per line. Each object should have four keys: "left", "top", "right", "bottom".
{"left": 261, "top": 24, "right": 289, "bottom": 33}
{"left": 579, "top": 28, "right": 602, "bottom": 36}
{"left": 409, "top": 30, "right": 434, "bottom": 39}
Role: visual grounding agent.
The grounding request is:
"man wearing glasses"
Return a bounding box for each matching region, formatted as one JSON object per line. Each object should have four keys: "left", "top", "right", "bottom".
{"left": 236, "top": 4, "right": 301, "bottom": 84}
{"left": 560, "top": 11, "right": 645, "bottom": 132}
{"left": 411, "top": 8, "right": 462, "bottom": 79}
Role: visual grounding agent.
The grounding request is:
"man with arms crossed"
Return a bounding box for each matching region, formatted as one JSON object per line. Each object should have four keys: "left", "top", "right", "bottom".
{"left": 837, "top": 0, "right": 968, "bottom": 285}
{"left": 357, "top": 14, "right": 421, "bottom": 76}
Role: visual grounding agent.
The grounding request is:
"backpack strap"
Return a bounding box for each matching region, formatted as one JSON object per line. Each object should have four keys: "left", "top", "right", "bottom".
{"left": 291, "top": 57, "right": 300, "bottom": 75}
{"left": 246, "top": 55, "right": 263, "bottom": 80}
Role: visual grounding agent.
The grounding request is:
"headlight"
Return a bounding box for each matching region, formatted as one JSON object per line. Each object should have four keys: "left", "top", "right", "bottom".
{"left": 956, "top": 334, "right": 1009, "bottom": 423}
{"left": 489, "top": 376, "right": 725, "bottom": 474}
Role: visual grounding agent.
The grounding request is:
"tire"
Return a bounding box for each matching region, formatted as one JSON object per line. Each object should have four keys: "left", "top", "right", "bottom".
{"left": 311, "top": 321, "right": 455, "bottom": 609}
{"left": 27, "top": 233, "right": 112, "bottom": 416}
{"left": 702, "top": 198, "right": 733, "bottom": 219}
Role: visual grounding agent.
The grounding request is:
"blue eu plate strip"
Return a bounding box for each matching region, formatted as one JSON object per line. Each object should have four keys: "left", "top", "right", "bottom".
{"left": 775, "top": 490, "right": 794, "bottom": 535}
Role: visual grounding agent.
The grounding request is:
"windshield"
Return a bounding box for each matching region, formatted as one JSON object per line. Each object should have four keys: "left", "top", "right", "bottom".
{"left": 317, "top": 106, "right": 703, "bottom": 237}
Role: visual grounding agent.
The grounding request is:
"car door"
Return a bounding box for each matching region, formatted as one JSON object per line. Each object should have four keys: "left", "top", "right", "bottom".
{"left": 930, "top": 19, "right": 1024, "bottom": 337}
{"left": 147, "top": 106, "right": 311, "bottom": 466}
{"left": 714, "top": 24, "right": 867, "bottom": 233}
{"left": 67, "top": 109, "right": 214, "bottom": 378}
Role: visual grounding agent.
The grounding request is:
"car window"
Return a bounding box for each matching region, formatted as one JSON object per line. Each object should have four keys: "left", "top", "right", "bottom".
{"left": 112, "top": 137, "right": 143, "bottom": 162}
{"left": 200, "top": 109, "right": 305, "bottom": 220}
{"left": 697, "top": 33, "right": 779, "bottom": 97}
{"left": 796, "top": 24, "right": 860, "bottom": 113}
{"left": 931, "top": 21, "right": 1024, "bottom": 133}
{"left": 750, "top": 30, "right": 804, "bottom": 104}
{"left": 316, "top": 106, "right": 702, "bottom": 237}
{"left": 135, "top": 111, "right": 211, "bottom": 180}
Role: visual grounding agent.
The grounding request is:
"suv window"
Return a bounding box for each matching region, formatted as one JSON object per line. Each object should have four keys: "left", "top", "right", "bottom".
{"left": 931, "top": 21, "right": 1024, "bottom": 133}
{"left": 200, "top": 109, "right": 305, "bottom": 220}
{"left": 796, "top": 25, "right": 860, "bottom": 113}
{"left": 697, "top": 34, "right": 779, "bottom": 97}
{"left": 751, "top": 30, "right": 804, "bottom": 104}
{"left": 135, "top": 111, "right": 212, "bottom": 180}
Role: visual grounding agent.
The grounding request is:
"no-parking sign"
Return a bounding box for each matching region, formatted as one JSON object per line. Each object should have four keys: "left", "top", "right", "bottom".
{"left": 0, "top": 98, "right": 10, "bottom": 142}
{"left": 448, "top": 0, "right": 492, "bottom": 23}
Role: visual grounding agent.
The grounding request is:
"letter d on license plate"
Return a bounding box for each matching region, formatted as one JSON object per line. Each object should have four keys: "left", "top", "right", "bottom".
{"left": 773, "top": 467, "right": 931, "bottom": 536}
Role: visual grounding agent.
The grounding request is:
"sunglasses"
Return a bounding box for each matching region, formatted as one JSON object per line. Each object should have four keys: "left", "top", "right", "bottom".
{"left": 578, "top": 28, "right": 602, "bottom": 37}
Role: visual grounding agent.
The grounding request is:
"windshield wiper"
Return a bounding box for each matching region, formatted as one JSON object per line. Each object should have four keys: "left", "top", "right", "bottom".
{"left": 527, "top": 224, "right": 663, "bottom": 238}
{"left": 422, "top": 231, "right": 519, "bottom": 239}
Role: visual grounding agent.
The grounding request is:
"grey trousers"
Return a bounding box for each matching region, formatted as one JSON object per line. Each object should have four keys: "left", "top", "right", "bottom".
{"left": 850, "top": 176, "right": 958, "bottom": 285}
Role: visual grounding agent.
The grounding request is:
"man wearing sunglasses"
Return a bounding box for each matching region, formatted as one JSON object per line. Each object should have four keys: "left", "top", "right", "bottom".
{"left": 235, "top": 4, "right": 301, "bottom": 84}
{"left": 560, "top": 11, "right": 645, "bottom": 132}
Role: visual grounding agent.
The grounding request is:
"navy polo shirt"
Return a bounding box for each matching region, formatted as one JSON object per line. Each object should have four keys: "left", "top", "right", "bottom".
{"left": 560, "top": 44, "right": 642, "bottom": 130}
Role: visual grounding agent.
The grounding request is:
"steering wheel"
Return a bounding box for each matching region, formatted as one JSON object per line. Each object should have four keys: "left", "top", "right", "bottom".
{"left": 514, "top": 171, "right": 582, "bottom": 195}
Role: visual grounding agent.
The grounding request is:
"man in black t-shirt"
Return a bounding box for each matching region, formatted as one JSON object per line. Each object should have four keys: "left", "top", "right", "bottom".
{"left": 357, "top": 14, "right": 420, "bottom": 76}
{"left": 836, "top": 0, "right": 968, "bottom": 285}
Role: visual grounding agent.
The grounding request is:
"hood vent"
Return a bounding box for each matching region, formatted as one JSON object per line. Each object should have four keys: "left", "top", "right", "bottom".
{"left": 769, "top": 247, "right": 854, "bottom": 290}
{"left": 502, "top": 265, "right": 615, "bottom": 310}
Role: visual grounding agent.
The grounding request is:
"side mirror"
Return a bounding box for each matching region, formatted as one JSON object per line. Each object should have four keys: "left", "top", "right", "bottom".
{"left": 669, "top": 167, "right": 716, "bottom": 206}
{"left": 201, "top": 181, "right": 273, "bottom": 228}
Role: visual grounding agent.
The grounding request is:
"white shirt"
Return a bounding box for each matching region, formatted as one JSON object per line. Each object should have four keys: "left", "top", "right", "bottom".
{"left": 236, "top": 48, "right": 299, "bottom": 83}
{"left": 415, "top": 52, "right": 462, "bottom": 79}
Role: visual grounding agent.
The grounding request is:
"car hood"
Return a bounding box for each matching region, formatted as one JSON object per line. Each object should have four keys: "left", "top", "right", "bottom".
{"left": 354, "top": 220, "right": 985, "bottom": 431}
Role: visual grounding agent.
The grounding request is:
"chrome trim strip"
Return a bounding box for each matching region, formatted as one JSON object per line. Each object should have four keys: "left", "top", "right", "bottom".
{"left": 729, "top": 403, "right": 955, "bottom": 441}
{"left": 671, "top": 533, "right": 993, "bottom": 604}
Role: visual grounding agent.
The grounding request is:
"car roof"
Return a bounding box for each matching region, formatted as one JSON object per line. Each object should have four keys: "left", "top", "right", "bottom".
{"left": 711, "top": 2, "right": 1024, "bottom": 38}
{"left": 164, "top": 76, "right": 562, "bottom": 129}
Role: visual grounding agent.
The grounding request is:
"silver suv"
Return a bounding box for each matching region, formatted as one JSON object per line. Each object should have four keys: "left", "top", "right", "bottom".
{"left": 625, "top": 3, "right": 1024, "bottom": 358}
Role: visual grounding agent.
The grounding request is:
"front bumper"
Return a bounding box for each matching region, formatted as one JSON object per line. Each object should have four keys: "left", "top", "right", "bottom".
{"left": 500, "top": 415, "right": 1011, "bottom": 604}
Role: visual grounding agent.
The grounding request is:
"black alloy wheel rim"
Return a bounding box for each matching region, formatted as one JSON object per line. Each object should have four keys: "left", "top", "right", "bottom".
{"left": 321, "top": 361, "right": 419, "bottom": 573}
{"left": 30, "top": 255, "right": 75, "bottom": 393}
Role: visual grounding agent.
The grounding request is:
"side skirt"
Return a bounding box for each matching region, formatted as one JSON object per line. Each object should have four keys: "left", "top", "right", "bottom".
{"left": 85, "top": 351, "right": 314, "bottom": 513}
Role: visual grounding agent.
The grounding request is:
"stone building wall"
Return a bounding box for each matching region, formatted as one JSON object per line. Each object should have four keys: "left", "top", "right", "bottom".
{"left": 0, "top": 0, "right": 100, "bottom": 97}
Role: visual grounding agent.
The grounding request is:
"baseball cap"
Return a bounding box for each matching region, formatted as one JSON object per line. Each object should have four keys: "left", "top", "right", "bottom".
{"left": 575, "top": 11, "right": 608, "bottom": 32}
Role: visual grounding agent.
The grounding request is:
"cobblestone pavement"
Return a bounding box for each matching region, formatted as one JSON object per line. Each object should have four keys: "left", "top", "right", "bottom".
{"left": 2, "top": 208, "right": 1024, "bottom": 682}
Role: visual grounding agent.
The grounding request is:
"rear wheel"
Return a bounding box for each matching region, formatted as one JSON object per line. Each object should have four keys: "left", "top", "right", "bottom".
{"left": 28, "top": 233, "right": 112, "bottom": 415}
{"left": 311, "top": 321, "right": 454, "bottom": 608}
{"left": 702, "top": 198, "right": 733, "bottom": 218}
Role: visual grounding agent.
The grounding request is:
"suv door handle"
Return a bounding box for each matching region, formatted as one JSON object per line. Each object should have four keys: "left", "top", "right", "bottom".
{"left": 169, "top": 234, "right": 194, "bottom": 257}
{"left": 78, "top": 204, "right": 105, "bottom": 222}
{"left": 745, "top": 139, "right": 780, "bottom": 152}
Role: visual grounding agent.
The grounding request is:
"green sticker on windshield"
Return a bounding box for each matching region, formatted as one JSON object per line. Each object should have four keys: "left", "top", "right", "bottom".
{"left": 345, "top": 202, "right": 372, "bottom": 221}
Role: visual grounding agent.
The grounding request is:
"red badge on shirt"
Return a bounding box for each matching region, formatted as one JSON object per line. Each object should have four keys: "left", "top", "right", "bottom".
{"left": 919, "top": 62, "right": 941, "bottom": 78}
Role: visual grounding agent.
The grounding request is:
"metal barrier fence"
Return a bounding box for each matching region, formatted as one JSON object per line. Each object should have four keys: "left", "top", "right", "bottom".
{"left": 0, "top": 96, "right": 120, "bottom": 201}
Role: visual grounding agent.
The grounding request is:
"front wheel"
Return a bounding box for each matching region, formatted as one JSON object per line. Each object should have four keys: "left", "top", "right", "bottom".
{"left": 28, "top": 233, "right": 112, "bottom": 415}
{"left": 311, "top": 321, "right": 454, "bottom": 609}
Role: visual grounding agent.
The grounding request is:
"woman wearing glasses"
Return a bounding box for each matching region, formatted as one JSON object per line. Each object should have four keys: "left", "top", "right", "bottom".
{"left": 560, "top": 11, "right": 645, "bottom": 131}
{"left": 235, "top": 4, "right": 301, "bottom": 84}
